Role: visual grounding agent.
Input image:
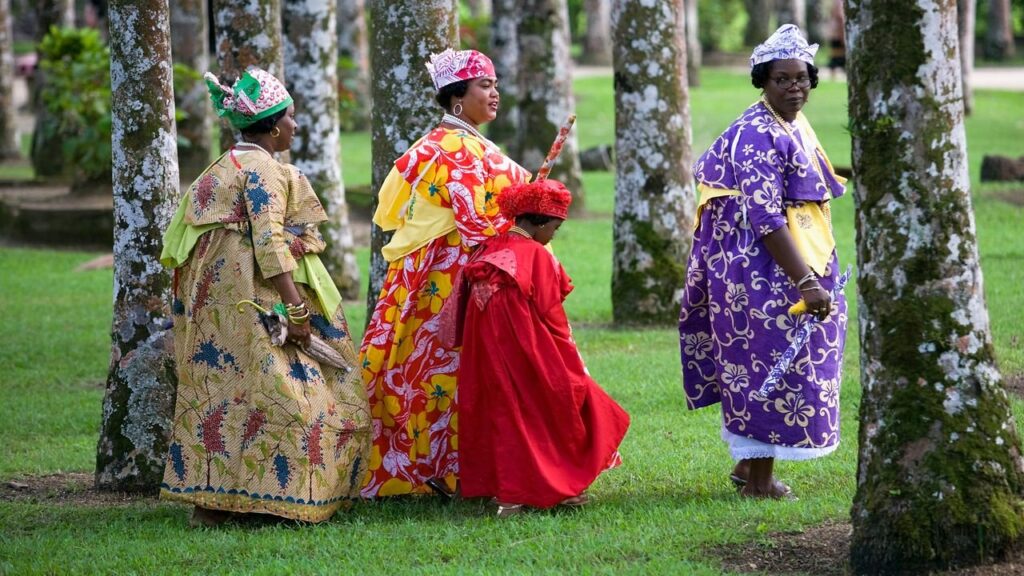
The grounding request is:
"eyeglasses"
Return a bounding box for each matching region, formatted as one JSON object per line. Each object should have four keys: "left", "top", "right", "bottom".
{"left": 771, "top": 76, "right": 812, "bottom": 89}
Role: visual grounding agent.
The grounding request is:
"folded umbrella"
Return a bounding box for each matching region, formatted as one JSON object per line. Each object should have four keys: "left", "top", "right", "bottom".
{"left": 235, "top": 300, "right": 355, "bottom": 374}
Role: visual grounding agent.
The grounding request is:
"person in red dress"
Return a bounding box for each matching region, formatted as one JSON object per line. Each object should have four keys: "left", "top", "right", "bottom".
{"left": 444, "top": 179, "right": 631, "bottom": 517}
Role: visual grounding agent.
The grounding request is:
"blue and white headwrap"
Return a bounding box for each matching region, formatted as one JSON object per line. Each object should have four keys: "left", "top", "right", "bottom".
{"left": 750, "top": 24, "right": 819, "bottom": 68}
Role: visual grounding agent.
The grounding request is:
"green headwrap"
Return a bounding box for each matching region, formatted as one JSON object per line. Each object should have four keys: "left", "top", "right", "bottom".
{"left": 204, "top": 68, "right": 293, "bottom": 130}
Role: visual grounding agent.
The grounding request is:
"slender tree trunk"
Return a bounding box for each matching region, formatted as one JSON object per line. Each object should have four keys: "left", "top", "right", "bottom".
{"left": 776, "top": 0, "right": 806, "bottom": 31}
{"left": 488, "top": 0, "right": 520, "bottom": 150}
{"left": 0, "top": 0, "right": 19, "bottom": 159}
{"left": 284, "top": 0, "right": 360, "bottom": 300}
{"left": 517, "top": 0, "right": 584, "bottom": 210}
{"left": 611, "top": 0, "right": 695, "bottom": 325}
{"left": 30, "top": 0, "right": 75, "bottom": 179}
{"left": 337, "top": 0, "right": 371, "bottom": 131}
{"left": 806, "top": 0, "right": 829, "bottom": 45}
{"left": 581, "top": 0, "right": 612, "bottom": 66}
{"left": 743, "top": 0, "right": 773, "bottom": 46}
{"left": 96, "top": 0, "right": 180, "bottom": 493}
{"left": 365, "top": 0, "right": 457, "bottom": 320}
{"left": 170, "top": 0, "right": 212, "bottom": 182}
{"left": 984, "top": 0, "right": 1015, "bottom": 60}
{"left": 847, "top": 1, "right": 1024, "bottom": 571}
{"left": 211, "top": 0, "right": 285, "bottom": 152}
{"left": 957, "top": 0, "right": 974, "bottom": 115}
{"left": 683, "top": 0, "right": 700, "bottom": 87}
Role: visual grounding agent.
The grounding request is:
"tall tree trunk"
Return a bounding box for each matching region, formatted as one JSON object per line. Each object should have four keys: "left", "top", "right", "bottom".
{"left": 30, "top": 0, "right": 74, "bottom": 179}
{"left": 984, "top": 0, "right": 1015, "bottom": 60}
{"left": 96, "top": 0, "right": 180, "bottom": 493}
{"left": 806, "top": 0, "right": 829, "bottom": 45}
{"left": 847, "top": 1, "right": 1024, "bottom": 572}
{"left": 683, "top": 0, "right": 700, "bottom": 87}
{"left": 284, "top": 0, "right": 360, "bottom": 300}
{"left": 0, "top": 0, "right": 19, "bottom": 159}
{"left": 170, "top": 0, "right": 212, "bottom": 182}
{"left": 517, "top": 0, "right": 584, "bottom": 210}
{"left": 488, "top": 0, "right": 520, "bottom": 150}
{"left": 365, "top": 0, "right": 457, "bottom": 320}
{"left": 743, "top": 0, "right": 772, "bottom": 46}
{"left": 581, "top": 0, "right": 612, "bottom": 66}
{"left": 776, "top": 0, "right": 806, "bottom": 31}
{"left": 957, "top": 0, "right": 974, "bottom": 115}
{"left": 465, "top": 0, "right": 491, "bottom": 18}
{"left": 611, "top": 0, "right": 695, "bottom": 325}
{"left": 337, "top": 0, "right": 371, "bottom": 131}
{"left": 210, "top": 0, "right": 285, "bottom": 152}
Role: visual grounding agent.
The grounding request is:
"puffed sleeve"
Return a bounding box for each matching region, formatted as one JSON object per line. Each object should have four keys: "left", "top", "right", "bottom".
{"left": 242, "top": 163, "right": 297, "bottom": 279}
{"left": 732, "top": 126, "right": 789, "bottom": 239}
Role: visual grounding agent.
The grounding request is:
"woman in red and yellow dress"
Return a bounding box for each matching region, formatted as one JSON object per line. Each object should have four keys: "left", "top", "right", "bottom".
{"left": 359, "top": 49, "right": 531, "bottom": 498}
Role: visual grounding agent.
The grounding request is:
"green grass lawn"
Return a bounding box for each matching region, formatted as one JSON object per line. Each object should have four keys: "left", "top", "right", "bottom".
{"left": 1, "top": 69, "right": 1022, "bottom": 574}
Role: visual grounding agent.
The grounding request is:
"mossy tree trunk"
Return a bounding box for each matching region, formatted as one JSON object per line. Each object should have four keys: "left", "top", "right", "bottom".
{"left": 211, "top": 0, "right": 284, "bottom": 152}
{"left": 957, "top": 0, "right": 974, "bottom": 115}
{"left": 170, "top": 0, "right": 213, "bottom": 182}
{"left": 364, "top": 0, "right": 457, "bottom": 321}
{"left": 983, "top": 0, "right": 1015, "bottom": 61}
{"left": 283, "top": 0, "right": 360, "bottom": 300}
{"left": 847, "top": 1, "right": 1024, "bottom": 572}
{"left": 517, "top": 0, "right": 584, "bottom": 210}
{"left": 488, "top": 0, "right": 520, "bottom": 151}
{"left": 776, "top": 0, "right": 806, "bottom": 31}
{"left": 0, "top": 0, "right": 19, "bottom": 159}
{"left": 743, "top": 0, "right": 772, "bottom": 46}
{"left": 97, "top": 0, "right": 180, "bottom": 493}
{"left": 610, "top": 0, "right": 695, "bottom": 325}
{"left": 581, "top": 0, "right": 612, "bottom": 66}
{"left": 683, "top": 0, "right": 700, "bottom": 87}
{"left": 30, "top": 0, "right": 74, "bottom": 179}
{"left": 337, "top": 0, "right": 371, "bottom": 131}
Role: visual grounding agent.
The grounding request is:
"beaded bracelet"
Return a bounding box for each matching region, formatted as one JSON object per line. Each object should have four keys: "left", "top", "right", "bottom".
{"left": 796, "top": 272, "right": 818, "bottom": 290}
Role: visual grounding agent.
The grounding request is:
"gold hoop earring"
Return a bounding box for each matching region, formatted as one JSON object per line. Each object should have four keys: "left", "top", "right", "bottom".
{"left": 270, "top": 126, "right": 281, "bottom": 138}
{"left": 452, "top": 102, "right": 463, "bottom": 116}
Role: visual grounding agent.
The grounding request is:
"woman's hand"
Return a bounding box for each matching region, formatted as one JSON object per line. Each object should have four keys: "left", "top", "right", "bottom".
{"left": 286, "top": 319, "right": 311, "bottom": 348}
{"left": 802, "top": 284, "right": 833, "bottom": 321}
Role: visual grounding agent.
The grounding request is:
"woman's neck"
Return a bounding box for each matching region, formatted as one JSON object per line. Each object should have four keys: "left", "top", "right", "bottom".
{"left": 236, "top": 137, "right": 275, "bottom": 155}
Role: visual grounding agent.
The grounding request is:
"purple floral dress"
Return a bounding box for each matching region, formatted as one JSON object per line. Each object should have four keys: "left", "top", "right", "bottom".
{"left": 679, "top": 101, "right": 848, "bottom": 457}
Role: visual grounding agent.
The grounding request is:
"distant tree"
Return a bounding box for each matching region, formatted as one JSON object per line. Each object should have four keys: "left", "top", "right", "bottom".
{"left": 210, "top": 0, "right": 284, "bottom": 151}
{"left": 170, "top": 0, "right": 212, "bottom": 181}
{"left": 96, "top": 0, "right": 179, "bottom": 493}
{"left": 776, "top": 0, "right": 806, "bottom": 31}
{"left": 365, "top": 0, "right": 457, "bottom": 318}
{"left": 847, "top": 1, "right": 1024, "bottom": 571}
{"left": 581, "top": 0, "right": 612, "bottom": 66}
{"left": 465, "top": 0, "right": 492, "bottom": 17}
{"left": 984, "top": 0, "right": 1015, "bottom": 60}
{"left": 30, "top": 0, "right": 75, "bottom": 178}
{"left": 683, "top": 0, "right": 700, "bottom": 87}
{"left": 806, "top": 0, "right": 829, "bottom": 45}
{"left": 958, "top": 0, "right": 975, "bottom": 115}
{"left": 611, "top": 0, "right": 695, "bottom": 324}
{"left": 487, "top": 0, "right": 520, "bottom": 150}
{"left": 337, "top": 0, "right": 371, "bottom": 131}
{"left": 0, "top": 0, "right": 18, "bottom": 159}
{"left": 283, "top": 0, "right": 361, "bottom": 300}
{"left": 517, "top": 0, "right": 584, "bottom": 210}
{"left": 742, "top": 0, "right": 772, "bottom": 46}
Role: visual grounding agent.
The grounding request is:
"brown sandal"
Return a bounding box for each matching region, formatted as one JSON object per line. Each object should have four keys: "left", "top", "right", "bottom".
{"left": 559, "top": 493, "right": 589, "bottom": 507}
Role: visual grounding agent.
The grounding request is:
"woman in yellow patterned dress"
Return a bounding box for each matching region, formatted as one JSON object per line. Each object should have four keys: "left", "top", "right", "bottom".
{"left": 159, "top": 67, "right": 370, "bottom": 526}
{"left": 360, "top": 49, "right": 531, "bottom": 498}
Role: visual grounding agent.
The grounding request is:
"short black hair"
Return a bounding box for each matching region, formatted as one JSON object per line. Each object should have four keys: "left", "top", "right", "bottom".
{"left": 435, "top": 80, "right": 470, "bottom": 112}
{"left": 751, "top": 61, "right": 820, "bottom": 90}
{"left": 517, "top": 213, "right": 558, "bottom": 226}
{"left": 239, "top": 108, "right": 288, "bottom": 136}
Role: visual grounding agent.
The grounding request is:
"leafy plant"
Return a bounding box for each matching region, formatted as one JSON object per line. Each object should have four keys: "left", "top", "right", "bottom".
{"left": 37, "top": 26, "right": 112, "bottom": 187}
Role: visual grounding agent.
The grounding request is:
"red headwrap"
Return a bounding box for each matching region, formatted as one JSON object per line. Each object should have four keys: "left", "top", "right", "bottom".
{"left": 497, "top": 179, "right": 572, "bottom": 220}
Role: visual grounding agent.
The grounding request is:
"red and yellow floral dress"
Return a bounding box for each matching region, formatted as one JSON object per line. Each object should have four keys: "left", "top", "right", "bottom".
{"left": 360, "top": 127, "right": 530, "bottom": 497}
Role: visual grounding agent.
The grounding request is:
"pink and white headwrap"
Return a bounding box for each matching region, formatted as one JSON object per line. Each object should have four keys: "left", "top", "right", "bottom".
{"left": 425, "top": 49, "right": 496, "bottom": 91}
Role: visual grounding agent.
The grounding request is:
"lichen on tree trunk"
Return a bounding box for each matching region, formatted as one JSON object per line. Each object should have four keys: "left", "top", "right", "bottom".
{"left": 211, "top": 0, "right": 284, "bottom": 152}
{"left": 96, "top": 0, "right": 180, "bottom": 493}
{"left": 170, "top": 0, "right": 213, "bottom": 182}
{"left": 284, "top": 0, "right": 361, "bottom": 300}
{"left": 364, "top": 0, "right": 457, "bottom": 321}
{"left": 337, "top": 0, "right": 371, "bottom": 131}
{"left": 488, "top": 0, "right": 521, "bottom": 151}
{"left": 516, "top": 0, "right": 584, "bottom": 210}
{"left": 847, "top": 1, "right": 1024, "bottom": 572}
{"left": 610, "top": 0, "right": 695, "bottom": 325}
{"left": 0, "top": 0, "right": 19, "bottom": 159}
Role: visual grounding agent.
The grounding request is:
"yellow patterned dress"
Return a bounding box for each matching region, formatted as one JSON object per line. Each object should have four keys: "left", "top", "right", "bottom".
{"left": 360, "top": 127, "right": 530, "bottom": 497}
{"left": 159, "top": 147, "right": 370, "bottom": 522}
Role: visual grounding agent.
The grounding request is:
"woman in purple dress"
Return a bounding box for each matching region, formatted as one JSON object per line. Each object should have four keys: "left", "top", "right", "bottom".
{"left": 679, "top": 25, "right": 848, "bottom": 500}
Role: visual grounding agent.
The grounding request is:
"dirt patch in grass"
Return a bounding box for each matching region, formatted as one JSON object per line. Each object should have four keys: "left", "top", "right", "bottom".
{"left": 1, "top": 473, "right": 154, "bottom": 507}
{"left": 713, "top": 520, "right": 1024, "bottom": 575}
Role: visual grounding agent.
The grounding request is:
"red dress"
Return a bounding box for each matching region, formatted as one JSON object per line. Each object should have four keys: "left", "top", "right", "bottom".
{"left": 450, "top": 233, "right": 630, "bottom": 508}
